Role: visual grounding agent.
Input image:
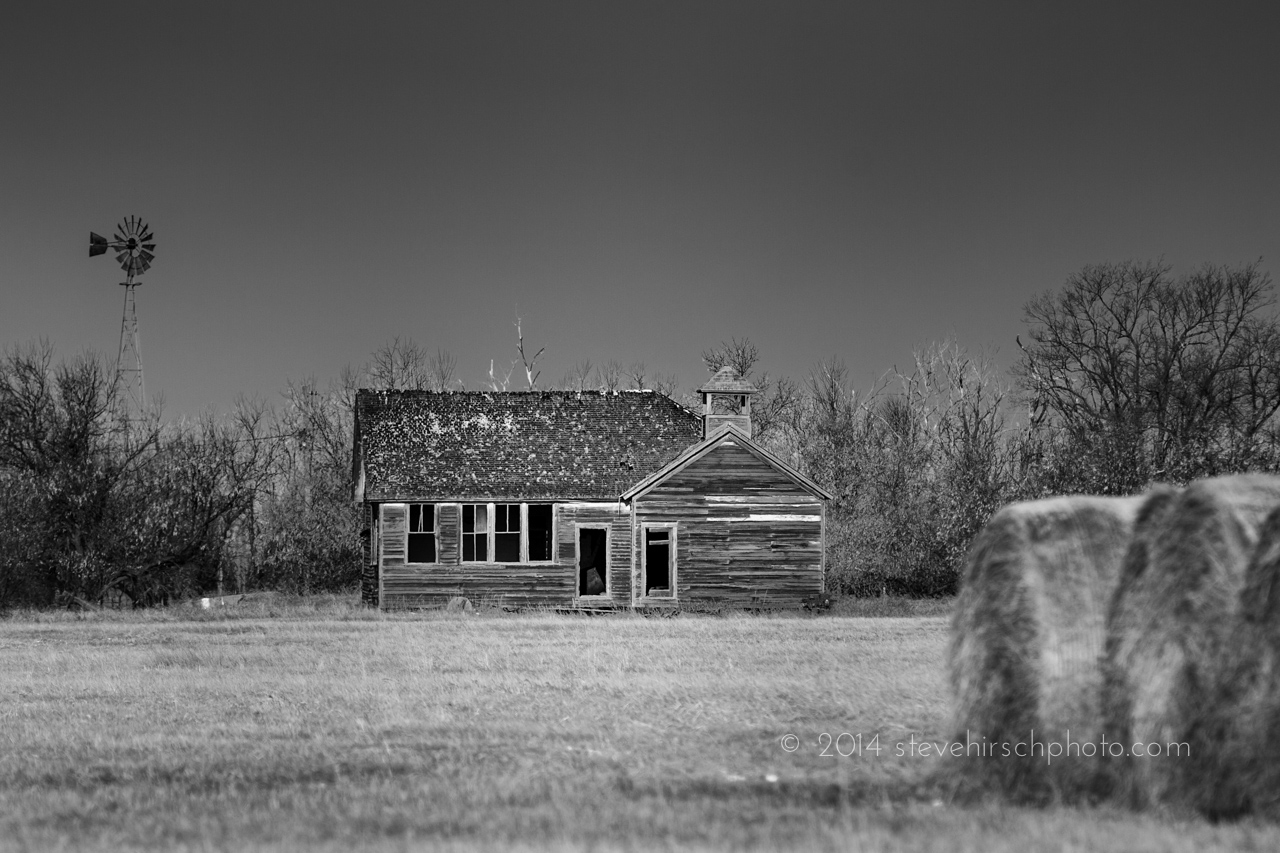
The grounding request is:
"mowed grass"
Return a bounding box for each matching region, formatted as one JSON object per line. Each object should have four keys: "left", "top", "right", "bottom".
{"left": 1, "top": 602, "right": 1277, "bottom": 852}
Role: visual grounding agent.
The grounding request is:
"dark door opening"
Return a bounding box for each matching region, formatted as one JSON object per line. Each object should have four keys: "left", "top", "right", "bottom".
{"left": 578, "top": 528, "right": 607, "bottom": 595}
{"left": 645, "top": 528, "right": 671, "bottom": 596}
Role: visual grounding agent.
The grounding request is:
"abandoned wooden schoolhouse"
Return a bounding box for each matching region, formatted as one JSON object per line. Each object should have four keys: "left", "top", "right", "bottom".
{"left": 352, "top": 367, "right": 830, "bottom": 610}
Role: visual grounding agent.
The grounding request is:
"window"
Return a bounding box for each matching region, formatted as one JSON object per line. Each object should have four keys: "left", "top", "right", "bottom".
{"left": 462, "top": 504, "right": 489, "bottom": 562}
{"left": 643, "top": 525, "right": 675, "bottom": 597}
{"left": 408, "top": 504, "right": 437, "bottom": 563}
{"left": 460, "top": 503, "right": 556, "bottom": 563}
{"left": 528, "top": 504, "right": 553, "bottom": 561}
{"left": 494, "top": 503, "right": 521, "bottom": 562}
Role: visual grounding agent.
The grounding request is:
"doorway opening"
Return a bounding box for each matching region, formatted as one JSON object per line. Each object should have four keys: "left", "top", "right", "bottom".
{"left": 577, "top": 527, "right": 608, "bottom": 596}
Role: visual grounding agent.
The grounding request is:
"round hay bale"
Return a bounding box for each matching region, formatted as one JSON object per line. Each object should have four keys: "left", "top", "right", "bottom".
{"left": 948, "top": 492, "right": 1147, "bottom": 802}
{"left": 1184, "top": 504, "right": 1280, "bottom": 818}
{"left": 1102, "top": 473, "right": 1280, "bottom": 811}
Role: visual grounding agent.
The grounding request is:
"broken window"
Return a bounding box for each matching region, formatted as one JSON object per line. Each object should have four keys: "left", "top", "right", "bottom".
{"left": 462, "top": 504, "right": 489, "bottom": 562}
{"left": 578, "top": 527, "right": 608, "bottom": 596}
{"left": 528, "top": 504, "right": 554, "bottom": 561}
{"left": 644, "top": 526, "right": 674, "bottom": 596}
{"left": 494, "top": 503, "right": 521, "bottom": 562}
{"left": 461, "top": 502, "right": 555, "bottom": 563}
{"left": 407, "top": 503, "right": 437, "bottom": 563}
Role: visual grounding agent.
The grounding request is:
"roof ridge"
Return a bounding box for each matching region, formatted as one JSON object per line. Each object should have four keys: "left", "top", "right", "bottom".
{"left": 355, "top": 388, "right": 662, "bottom": 396}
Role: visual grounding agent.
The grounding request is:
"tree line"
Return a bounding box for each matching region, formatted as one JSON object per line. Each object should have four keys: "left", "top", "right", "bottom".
{"left": 786, "top": 260, "right": 1280, "bottom": 596}
{"left": 2, "top": 260, "right": 1277, "bottom": 607}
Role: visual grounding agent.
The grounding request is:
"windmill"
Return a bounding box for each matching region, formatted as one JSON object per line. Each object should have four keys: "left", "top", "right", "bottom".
{"left": 89, "top": 216, "right": 155, "bottom": 420}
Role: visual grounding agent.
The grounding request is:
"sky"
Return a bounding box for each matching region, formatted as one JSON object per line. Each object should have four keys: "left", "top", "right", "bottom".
{"left": 2, "top": 1, "right": 1278, "bottom": 416}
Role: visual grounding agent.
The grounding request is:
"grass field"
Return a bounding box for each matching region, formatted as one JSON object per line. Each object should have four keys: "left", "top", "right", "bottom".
{"left": 2, "top": 597, "right": 1278, "bottom": 851}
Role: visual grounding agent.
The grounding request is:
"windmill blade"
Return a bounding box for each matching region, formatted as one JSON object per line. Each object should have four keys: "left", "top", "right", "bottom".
{"left": 94, "top": 216, "right": 156, "bottom": 274}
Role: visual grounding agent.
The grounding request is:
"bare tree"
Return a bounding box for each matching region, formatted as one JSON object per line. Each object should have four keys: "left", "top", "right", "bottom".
{"left": 596, "top": 360, "right": 622, "bottom": 392}
{"left": 487, "top": 359, "right": 515, "bottom": 392}
{"left": 0, "top": 341, "right": 287, "bottom": 606}
{"left": 0, "top": 343, "right": 156, "bottom": 566}
{"left": 1016, "top": 260, "right": 1280, "bottom": 489}
{"left": 427, "top": 348, "right": 458, "bottom": 391}
{"left": 106, "top": 400, "right": 279, "bottom": 604}
{"left": 514, "top": 318, "right": 544, "bottom": 390}
{"left": 653, "top": 372, "right": 682, "bottom": 401}
{"left": 562, "top": 360, "right": 594, "bottom": 392}
{"left": 367, "top": 336, "right": 430, "bottom": 390}
{"left": 253, "top": 379, "right": 359, "bottom": 594}
{"left": 626, "top": 361, "right": 648, "bottom": 390}
{"left": 701, "top": 337, "right": 759, "bottom": 378}
{"left": 336, "top": 364, "right": 361, "bottom": 412}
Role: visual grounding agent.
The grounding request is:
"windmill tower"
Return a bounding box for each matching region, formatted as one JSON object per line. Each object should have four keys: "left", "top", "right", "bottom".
{"left": 89, "top": 217, "right": 155, "bottom": 420}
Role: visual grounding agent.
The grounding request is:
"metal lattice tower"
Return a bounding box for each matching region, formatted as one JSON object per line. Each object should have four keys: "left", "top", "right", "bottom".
{"left": 116, "top": 279, "right": 146, "bottom": 416}
{"left": 89, "top": 216, "right": 155, "bottom": 420}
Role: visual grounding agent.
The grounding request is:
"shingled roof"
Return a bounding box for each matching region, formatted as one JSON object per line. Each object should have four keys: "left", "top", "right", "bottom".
{"left": 698, "top": 365, "right": 758, "bottom": 394}
{"left": 354, "top": 390, "right": 703, "bottom": 502}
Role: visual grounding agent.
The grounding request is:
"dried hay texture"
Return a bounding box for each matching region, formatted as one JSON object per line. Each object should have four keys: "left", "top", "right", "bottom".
{"left": 1102, "top": 473, "right": 1280, "bottom": 812}
{"left": 948, "top": 493, "right": 1146, "bottom": 802}
{"left": 1184, "top": 504, "right": 1280, "bottom": 818}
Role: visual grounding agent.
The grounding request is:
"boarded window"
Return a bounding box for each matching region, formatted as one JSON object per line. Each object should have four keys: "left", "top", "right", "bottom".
{"left": 494, "top": 503, "right": 521, "bottom": 562}
{"left": 645, "top": 527, "right": 673, "bottom": 596}
{"left": 408, "top": 504, "right": 437, "bottom": 563}
{"left": 462, "top": 504, "right": 489, "bottom": 562}
{"left": 379, "top": 504, "right": 408, "bottom": 567}
{"left": 528, "top": 504, "right": 553, "bottom": 561}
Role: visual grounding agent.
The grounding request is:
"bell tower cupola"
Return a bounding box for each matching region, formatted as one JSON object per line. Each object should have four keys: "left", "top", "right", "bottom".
{"left": 697, "top": 366, "right": 757, "bottom": 439}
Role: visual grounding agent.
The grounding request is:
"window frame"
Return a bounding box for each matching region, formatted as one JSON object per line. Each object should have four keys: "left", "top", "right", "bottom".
{"left": 641, "top": 522, "right": 678, "bottom": 599}
{"left": 526, "top": 503, "right": 556, "bottom": 563}
{"left": 493, "top": 502, "right": 522, "bottom": 563}
{"left": 406, "top": 502, "right": 439, "bottom": 565}
{"left": 461, "top": 503, "right": 491, "bottom": 563}
{"left": 459, "top": 502, "right": 557, "bottom": 564}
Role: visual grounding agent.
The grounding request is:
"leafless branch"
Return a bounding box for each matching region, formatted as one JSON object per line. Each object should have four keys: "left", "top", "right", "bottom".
{"left": 514, "top": 317, "right": 544, "bottom": 390}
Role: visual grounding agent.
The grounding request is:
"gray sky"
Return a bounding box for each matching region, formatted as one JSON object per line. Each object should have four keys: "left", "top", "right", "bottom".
{"left": 3, "top": 1, "right": 1277, "bottom": 415}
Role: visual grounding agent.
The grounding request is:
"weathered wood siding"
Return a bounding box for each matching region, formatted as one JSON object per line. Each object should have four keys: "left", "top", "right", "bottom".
{"left": 437, "top": 503, "right": 461, "bottom": 566}
{"left": 376, "top": 501, "right": 630, "bottom": 609}
{"left": 632, "top": 440, "right": 824, "bottom": 608}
